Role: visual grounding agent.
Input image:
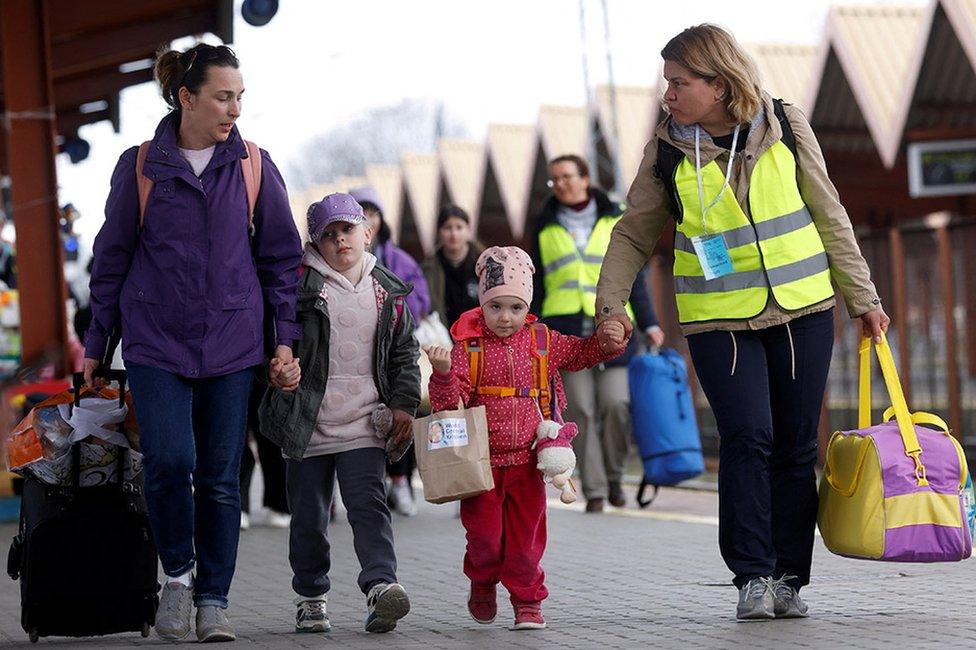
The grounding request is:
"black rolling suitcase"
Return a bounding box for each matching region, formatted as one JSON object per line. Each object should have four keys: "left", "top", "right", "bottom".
{"left": 6, "top": 369, "right": 159, "bottom": 643}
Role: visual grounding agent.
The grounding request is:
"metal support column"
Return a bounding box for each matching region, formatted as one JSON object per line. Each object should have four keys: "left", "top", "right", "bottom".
{"left": 889, "top": 226, "right": 911, "bottom": 404}
{"left": 936, "top": 226, "right": 962, "bottom": 439}
{"left": 0, "top": 0, "right": 70, "bottom": 375}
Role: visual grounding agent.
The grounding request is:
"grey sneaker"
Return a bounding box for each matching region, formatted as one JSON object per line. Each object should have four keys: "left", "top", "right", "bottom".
{"left": 736, "top": 577, "right": 776, "bottom": 621}
{"left": 773, "top": 576, "right": 809, "bottom": 618}
{"left": 364, "top": 583, "right": 410, "bottom": 633}
{"left": 295, "top": 596, "right": 331, "bottom": 633}
{"left": 195, "top": 605, "right": 235, "bottom": 642}
{"left": 155, "top": 581, "right": 193, "bottom": 640}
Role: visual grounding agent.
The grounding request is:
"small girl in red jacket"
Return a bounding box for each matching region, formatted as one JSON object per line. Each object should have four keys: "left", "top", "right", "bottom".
{"left": 424, "top": 246, "right": 627, "bottom": 631}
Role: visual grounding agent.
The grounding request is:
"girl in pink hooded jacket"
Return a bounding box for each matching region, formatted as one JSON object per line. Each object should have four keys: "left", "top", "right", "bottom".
{"left": 425, "top": 246, "right": 626, "bottom": 631}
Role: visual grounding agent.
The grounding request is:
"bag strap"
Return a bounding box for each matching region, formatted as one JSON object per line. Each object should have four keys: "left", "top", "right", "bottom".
{"left": 241, "top": 140, "right": 262, "bottom": 233}
{"left": 822, "top": 431, "right": 874, "bottom": 498}
{"left": 465, "top": 338, "right": 484, "bottom": 392}
{"left": 636, "top": 481, "right": 660, "bottom": 508}
{"left": 882, "top": 407, "right": 950, "bottom": 435}
{"left": 858, "top": 333, "right": 928, "bottom": 486}
{"left": 465, "top": 326, "right": 552, "bottom": 416}
{"left": 654, "top": 139, "right": 685, "bottom": 222}
{"left": 771, "top": 98, "right": 798, "bottom": 159}
{"left": 530, "top": 323, "right": 552, "bottom": 420}
{"left": 135, "top": 140, "right": 262, "bottom": 233}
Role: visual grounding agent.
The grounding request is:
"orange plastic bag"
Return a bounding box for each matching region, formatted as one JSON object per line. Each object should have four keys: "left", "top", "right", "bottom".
{"left": 4, "top": 387, "right": 139, "bottom": 472}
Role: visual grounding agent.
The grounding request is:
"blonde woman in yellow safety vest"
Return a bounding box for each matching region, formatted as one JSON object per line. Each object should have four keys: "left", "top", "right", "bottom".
{"left": 530, "top": 154, "right": 664, "bottom": 515}
{"left": 594, "top": 24, "right": 889, "bottom": 622}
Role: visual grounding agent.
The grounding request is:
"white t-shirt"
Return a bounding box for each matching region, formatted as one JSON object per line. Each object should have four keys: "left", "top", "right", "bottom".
{"left": 178, "top": 145, "right": 215, "bottom": 177}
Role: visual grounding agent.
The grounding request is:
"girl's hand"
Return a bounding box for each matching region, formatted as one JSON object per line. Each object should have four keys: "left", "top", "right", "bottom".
{"left": 860, "top": 307, "right": 890, "bottom": 343}
{"left": 423, "top": 346, "right": 452, "bottom": 374}
{"left": 390, "top": 409, "right": 413, "bottom": 447}
{"left": 597, "top": 316, "right": 631, "bottom": 355}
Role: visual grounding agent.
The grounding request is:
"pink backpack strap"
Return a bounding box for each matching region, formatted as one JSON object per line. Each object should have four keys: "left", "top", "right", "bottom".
{"left": 530, "top": 323, "right": 553, "bottom": 420}
{"left": 241, "top": 140, "right": 262, "bottom": 233}
{"left": 137, "top": 140, "right": 262, "bottom": 233}
{"left": 135, "top": 141, "right": 153, "bottom": 228}
{"left": 392, "top": 296, "right": 404, "bottom": 333}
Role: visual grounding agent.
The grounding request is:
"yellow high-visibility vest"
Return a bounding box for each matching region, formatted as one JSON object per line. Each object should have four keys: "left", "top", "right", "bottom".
{"left": 539, "top": 216, "right": 636, "bottom": 321}
{"left": 672, "top": 140, "right": 834, "bottom": 324}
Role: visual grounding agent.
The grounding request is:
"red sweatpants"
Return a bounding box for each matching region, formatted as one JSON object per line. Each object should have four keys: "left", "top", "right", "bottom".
{"left": 459, "top": 462, "right": 548, "bottom": 605}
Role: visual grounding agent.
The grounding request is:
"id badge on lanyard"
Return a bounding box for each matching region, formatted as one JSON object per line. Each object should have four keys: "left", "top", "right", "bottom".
{"left": 691, "top": 234, "right": 734, "bottom": 280}
{"left": 693, "top": 124, "right": 740, "bottom": 281}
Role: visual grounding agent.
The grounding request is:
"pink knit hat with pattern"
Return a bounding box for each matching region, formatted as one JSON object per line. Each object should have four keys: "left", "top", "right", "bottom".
{"left": 475, "top": 246, "right": 535, "bottom": 306}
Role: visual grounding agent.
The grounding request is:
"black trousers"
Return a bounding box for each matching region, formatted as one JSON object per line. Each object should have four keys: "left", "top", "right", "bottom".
{"left": 287, "top": 447, "right": 397, "bottom": 597}
{"left": 239, "top": 384, "right": 289, "bottom": 514}
{"left": 386, "top": 443, "right": 416, "bottom": 479}
{"left": 687, "top": 309, "right": 834, "bottom": 591}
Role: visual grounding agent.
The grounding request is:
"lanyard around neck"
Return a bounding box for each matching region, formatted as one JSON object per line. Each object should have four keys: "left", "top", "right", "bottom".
{"left": 694, "top": 123, "right": 740, "bottom": 234}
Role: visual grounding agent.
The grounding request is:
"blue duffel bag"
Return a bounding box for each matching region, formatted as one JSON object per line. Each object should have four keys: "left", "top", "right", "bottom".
{"left": 628, "top": 349, "right": 704, "bottom": 507}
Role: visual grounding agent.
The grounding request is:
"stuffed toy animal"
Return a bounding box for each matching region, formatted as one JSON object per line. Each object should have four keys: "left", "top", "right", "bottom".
{"left": 535, "top": 419, "right": 578, "bottom": 504}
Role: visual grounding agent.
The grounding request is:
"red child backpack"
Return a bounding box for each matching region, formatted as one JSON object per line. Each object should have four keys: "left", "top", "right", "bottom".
{"left": 463, "top": 323, "right": 554, "bottom": 419}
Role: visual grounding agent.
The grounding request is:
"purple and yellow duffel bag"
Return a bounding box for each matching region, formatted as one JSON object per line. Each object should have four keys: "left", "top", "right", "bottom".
{"left": 818, "top": 333, "right": 972, "bottom": 562}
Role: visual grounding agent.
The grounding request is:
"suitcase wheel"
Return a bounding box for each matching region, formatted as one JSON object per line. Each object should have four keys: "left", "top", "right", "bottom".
{"left": 141, "top": 622, "right": 151, "bottom": 638}
{"left": 29, "top": 628, "right": 38, "bottom": 643}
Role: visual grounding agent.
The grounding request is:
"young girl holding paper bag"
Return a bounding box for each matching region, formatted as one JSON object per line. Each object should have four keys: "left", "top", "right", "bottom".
{"left": 425, "top": 245, "right": 626, "bottom": 631}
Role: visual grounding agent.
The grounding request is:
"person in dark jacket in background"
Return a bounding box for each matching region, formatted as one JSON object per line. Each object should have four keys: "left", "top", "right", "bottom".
{"left": 531, "top": 154, "right": 664, "bottom": 514}
{"left": 239, "top": 379, "right": 290, "bottom": 530}
{"left": 422, "top": 205, "right": 484, "bottom": 329}
{"left": 83, "top": 43, "right": 302, "bottom": 642}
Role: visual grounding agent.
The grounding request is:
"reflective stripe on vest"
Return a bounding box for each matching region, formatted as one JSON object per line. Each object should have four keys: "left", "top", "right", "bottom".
{"left": 672, "top": 140, "right": 834, "bottom": 324}
{"left": 539, "top": 217, "right": 635, "bottom": 321}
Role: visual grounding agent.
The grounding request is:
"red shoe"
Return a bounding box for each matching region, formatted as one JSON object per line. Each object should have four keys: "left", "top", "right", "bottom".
{"left": 512, "top": 602, "right": 546, "bottom": 630}
{"left": 468, "top": 584, "right": 496, "bottom": 624}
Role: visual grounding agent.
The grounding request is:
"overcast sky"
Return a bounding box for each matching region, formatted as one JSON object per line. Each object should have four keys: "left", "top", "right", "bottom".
{"left": 55, "top": 0, "right": 927, "bottom": 243}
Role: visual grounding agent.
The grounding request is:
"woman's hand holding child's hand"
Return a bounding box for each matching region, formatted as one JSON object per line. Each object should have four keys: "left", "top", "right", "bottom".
{"left": 270, "top": 356, "right": 301, "bottom": 392}
{"left": 423, "top": 346, "right": 452, "bottom": 374}
{"left": 596, "top": 315, "right": 631, "bottom": 356}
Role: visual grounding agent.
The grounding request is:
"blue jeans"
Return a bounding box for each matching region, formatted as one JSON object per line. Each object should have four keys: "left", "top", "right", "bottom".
{"left": 127, "top": 362, "right": 254, "bottom": 608}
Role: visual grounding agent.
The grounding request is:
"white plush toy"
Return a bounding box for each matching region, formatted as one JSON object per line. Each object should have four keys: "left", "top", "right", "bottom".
{"left": 534, "top": 419, "right": 579, "bottom": 504}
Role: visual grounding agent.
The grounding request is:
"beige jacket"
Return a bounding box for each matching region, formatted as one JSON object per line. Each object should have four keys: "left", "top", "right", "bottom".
{"left": 595, "top": 92, "right": 881, "bottom": 336}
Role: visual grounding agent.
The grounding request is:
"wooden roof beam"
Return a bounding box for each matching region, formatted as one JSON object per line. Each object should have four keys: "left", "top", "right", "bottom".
{"left": 50, "top": 8, "right": 215, "bottom": 78}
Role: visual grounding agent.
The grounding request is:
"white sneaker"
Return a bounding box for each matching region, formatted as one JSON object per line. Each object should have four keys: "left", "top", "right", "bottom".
{"left": 390, "top": 482, "right": 417, "bottom": 517}
{"left": 240, "top": 512, "right": 250, "bottom": 530}
{"left": 264, "top": 511, "right": 291, "bottom": 528}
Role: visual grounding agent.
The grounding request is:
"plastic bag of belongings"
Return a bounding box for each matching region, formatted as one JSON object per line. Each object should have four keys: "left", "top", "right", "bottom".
{"left": 4, "top": 384, "right": 141, "bottom": 487}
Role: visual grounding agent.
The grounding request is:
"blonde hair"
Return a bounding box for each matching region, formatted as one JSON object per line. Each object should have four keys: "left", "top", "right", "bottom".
{"left": 661, "top": 24, "right": 762, "bottom": 124}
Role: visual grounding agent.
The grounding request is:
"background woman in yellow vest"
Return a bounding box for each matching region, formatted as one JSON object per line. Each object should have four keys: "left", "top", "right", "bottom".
{"left": 594, "top": 24, "right": 889, "bottom": 621}
{"left": 530, "top": 154, "right": 664, "bottom": 514}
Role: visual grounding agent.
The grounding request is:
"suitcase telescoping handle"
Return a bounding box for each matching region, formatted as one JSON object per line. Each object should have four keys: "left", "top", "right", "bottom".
{"left": 68, "top": 368, "right": 129, "bottom": 492}
{"left": 72, "top": 368, "right": 127, "bottom": 408}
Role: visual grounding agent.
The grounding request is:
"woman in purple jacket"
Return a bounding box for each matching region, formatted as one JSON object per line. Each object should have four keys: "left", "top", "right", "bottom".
{"left": 83, "top": 44, "right": 302, "bottom": 642}
{"left": 350, "top": 185, "right": 430, "bottom": 517}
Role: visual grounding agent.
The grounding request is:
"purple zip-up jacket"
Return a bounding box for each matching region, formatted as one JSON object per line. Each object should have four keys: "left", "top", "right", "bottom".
{"left": 85, "top": 113, "right": 302, "bottom": 378}
{"left": 377, "top": 239, "right": 430, "bottom": 321}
